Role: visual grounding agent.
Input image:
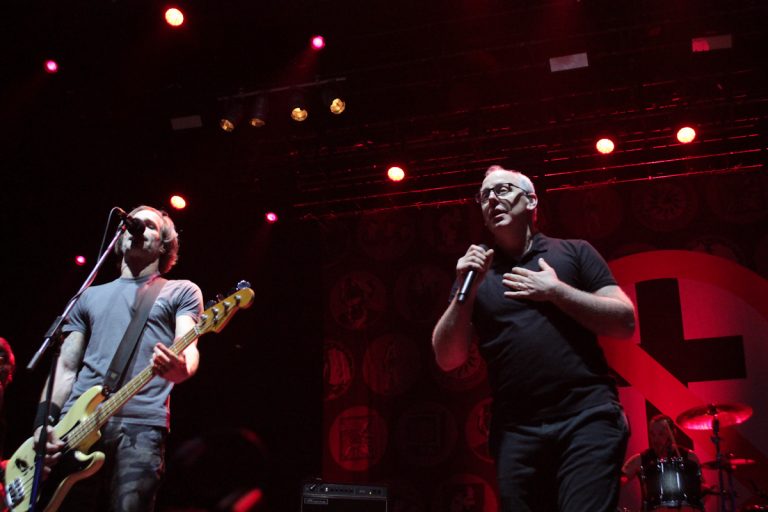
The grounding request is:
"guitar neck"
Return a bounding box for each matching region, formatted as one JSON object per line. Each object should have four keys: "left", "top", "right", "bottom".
{"left": 67, "top": 326, "right": 200, "bottom": 445}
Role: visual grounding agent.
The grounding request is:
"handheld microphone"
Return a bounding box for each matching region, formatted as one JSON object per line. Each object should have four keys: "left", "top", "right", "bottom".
{"left": 115, "top": 207, "right": 146, "bottom": 238}
{"left": 456, "top": 244, "right": 489, "bottom": 304}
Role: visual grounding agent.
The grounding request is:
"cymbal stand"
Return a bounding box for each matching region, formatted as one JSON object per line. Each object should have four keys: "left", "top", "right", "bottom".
{"left": 711, "top": 416, "right": 736, "bottom": 512}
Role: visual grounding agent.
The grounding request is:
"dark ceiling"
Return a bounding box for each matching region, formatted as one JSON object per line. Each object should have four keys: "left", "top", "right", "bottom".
{"left": 2, "top": 0, "right": 767, "bottom": 220}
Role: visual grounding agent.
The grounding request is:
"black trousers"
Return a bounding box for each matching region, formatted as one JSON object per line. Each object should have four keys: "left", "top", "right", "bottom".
{"left": 491, "top": 401, "right": 629, "bottom": 512}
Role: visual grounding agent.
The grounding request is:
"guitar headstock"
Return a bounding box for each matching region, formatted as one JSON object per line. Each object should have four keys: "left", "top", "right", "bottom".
{"left": 198, "top": 281, "right": 254, "bottom": 335}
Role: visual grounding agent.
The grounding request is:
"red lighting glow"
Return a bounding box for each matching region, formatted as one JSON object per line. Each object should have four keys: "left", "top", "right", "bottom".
{"left": 265, "top": 212, "right": 278, "bottom": 224}
{"left": 311, "top": 35, "right": 326, "bottom": 50}
{"left": 75, "top": 255, "right": 87, "bottom": 266}
{"left": 170, "top": 195, "right": 187, "bottom": 210}
{"left": 165, "top": 7, "right": 185, "bottom": 27}
{"left": 596, "top": 138, "right": 615, "bottom": 155}
{"left": 44, "top": 60, "right": 59, "bottom": 74}
{"left": 387, "top": 166, "right": 405, "bottom": 182}
{"left": 677, "top": 126, "right": 697, "bottom": 144}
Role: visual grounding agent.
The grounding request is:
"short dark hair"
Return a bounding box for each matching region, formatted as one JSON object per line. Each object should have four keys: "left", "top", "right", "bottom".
{"left": 115, "top": 205, "right": 180, "bottom": 274}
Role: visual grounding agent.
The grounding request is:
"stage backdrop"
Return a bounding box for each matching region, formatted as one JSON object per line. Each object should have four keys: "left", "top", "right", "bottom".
{"left": 320, "top": 171, "right": 768, "bottom": 512}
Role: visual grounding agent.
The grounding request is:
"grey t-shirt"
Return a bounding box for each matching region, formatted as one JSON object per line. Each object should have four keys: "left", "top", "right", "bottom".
{"left": 61, "top": 274, "right": 203, "bottom": 428}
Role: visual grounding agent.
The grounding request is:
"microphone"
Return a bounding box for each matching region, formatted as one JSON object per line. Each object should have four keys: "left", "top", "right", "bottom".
{"left": 457, "top": 244, "right": 489, "bottom": 304}
{"left": 115, "top": 207, "right": 146, "bottom": 238}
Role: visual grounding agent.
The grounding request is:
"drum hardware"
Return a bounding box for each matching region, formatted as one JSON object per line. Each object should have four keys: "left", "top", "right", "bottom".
{"left": 677, "top": 403, "right": 753, "bottom": 512}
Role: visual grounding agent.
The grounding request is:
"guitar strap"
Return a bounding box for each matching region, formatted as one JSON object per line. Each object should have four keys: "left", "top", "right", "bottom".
{"left": 103, "top": 276, "right": 167, "bottom": 394}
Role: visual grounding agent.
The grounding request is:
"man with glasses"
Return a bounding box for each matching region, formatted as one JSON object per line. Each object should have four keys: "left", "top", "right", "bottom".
{"left": 432, "top": 165, "right": 636, "bottom": 512}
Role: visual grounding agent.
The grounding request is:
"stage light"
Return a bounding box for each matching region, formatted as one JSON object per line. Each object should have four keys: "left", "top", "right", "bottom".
{"left": 290, "top": 93, "right": 308, "bottom": 122}
{"left": 387, "top": 166, "right": 405, "bottom": 182}
{"left": 596, "top": 138, "right": 615, "bottom": 155}
{"left": 75, "top": 255, "right": 87, "bottom": 266}
{"left": 165, "top": 7, "right": 185, "bottom": 27}
{"left": 170, "top": 195, "right": 187, "bottom": 209}
{"left": 220, "top": 102, "right": 243, "bottom": 132}
{"left": 322, "top": 88, "right": 346, "bottom": 115}
{"left": 265, "top": 212, "right": 278, "bottom": 223}
{"left": 44, "top": 60, "right": 59, "bottom": 74}
{"left": 676, "top": 126, "right": 697, "bottom": 144}
{"left": 248, "top": 96, "right": 268, "bottom": 128}
{"left": 311, "top": 35, "right": 325, "bottom": 50}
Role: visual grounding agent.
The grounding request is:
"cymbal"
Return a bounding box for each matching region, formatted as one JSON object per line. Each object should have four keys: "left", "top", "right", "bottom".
{"left": 676, "top": 403, "right": 753, "bottom": 430}
{"left": 702, "top": 457, "right": 756, "bottom": 470}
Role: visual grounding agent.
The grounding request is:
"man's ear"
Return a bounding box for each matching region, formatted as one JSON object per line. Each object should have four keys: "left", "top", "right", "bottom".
{"left": 526, "top": 193, "right": 538, "bottom": 210}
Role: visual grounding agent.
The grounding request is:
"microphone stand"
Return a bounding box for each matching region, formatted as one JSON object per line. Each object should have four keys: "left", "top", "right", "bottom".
{"left": 25, "top": 222, "right": 127, "bottom": 512}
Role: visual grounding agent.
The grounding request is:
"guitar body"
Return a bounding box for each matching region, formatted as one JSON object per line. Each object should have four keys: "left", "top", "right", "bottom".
{"left": 4, "top": 386, "right": 107, "bottom": 512}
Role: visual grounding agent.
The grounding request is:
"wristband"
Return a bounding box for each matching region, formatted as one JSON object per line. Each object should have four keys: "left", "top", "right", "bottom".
{"left": 33, "top": 402, "right": 61, "bottom": 430}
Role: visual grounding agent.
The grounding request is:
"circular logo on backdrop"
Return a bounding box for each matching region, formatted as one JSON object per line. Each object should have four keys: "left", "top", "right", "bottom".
{"left": 430, "top": 341, "right": 487, "bottom": 392}
{"left": 363, "top": 333, "right": 422, "bottom": 396}
{"left": 685, "top": 234, "right": 743, "bottom": 264}
{"left": 395, "top": 402, "right": 458, "bottom": 467}
{"left": 357, "top": 211, "right": 416, "bottom": 261}
{"left": 394, "top": 264, "right": 454, "bottom": 324}
{"left": 433, "top": 474, "right": 498, "bottom": 512}
{"left": 630, "top": 180, "right": 699, "bottom": 232}
{"left": 466, "top": 397, "right": 494, "bottom": 463}
{"left": 328, "top": 405, "right": 388, "bottom": 472}
{"left": 705, "top": 172, "right": 768, "bottom": 224}
{"left": 329, "top": 270, "right": 387, "bottom": 330}
{"left": 323, "top": 340, "right": 355, "bottom": 401}
{"left": 556, "top": 186, "right": 623, "bottom": 239}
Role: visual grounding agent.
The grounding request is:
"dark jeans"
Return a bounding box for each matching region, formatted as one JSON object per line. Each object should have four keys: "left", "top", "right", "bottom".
{"left": 59, "top": 419, "right": 167, "bottom": 512}
{"left": 491, "top": 402, "right": 629, "bottom": 512}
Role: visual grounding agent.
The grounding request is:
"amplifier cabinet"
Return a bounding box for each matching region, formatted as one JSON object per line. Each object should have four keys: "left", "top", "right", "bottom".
{"left": 301, "top": 482, "right": 388, "bottom": 512}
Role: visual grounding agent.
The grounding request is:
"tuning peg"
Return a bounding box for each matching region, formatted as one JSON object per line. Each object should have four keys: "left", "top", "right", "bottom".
{"left": 204, "top": 299, "right": 217, "bottom": 309}
{"left": 236, "top": 280, "right": 251, "bottom": 290}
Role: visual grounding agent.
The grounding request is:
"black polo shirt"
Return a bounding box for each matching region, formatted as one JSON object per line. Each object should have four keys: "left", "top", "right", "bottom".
{"left": 471, "top": 233, "right": 619, "bottom": 424}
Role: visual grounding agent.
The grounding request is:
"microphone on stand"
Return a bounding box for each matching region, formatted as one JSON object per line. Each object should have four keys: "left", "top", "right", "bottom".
{"left": 115, "top": 207, "right": 146, "bottom": 238}
{"left": 457, "top": 244, "right": 489, "bottom": 304}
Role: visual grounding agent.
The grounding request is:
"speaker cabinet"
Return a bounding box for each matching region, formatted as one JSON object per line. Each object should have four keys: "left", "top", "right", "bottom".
{"left": 301, "top": 482, "right": 388, "bottom": 512}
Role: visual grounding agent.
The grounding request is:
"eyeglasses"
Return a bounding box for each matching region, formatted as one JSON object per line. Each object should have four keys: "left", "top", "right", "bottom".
{"left": 475, "top": 182, "right": 530, "bottom": 204}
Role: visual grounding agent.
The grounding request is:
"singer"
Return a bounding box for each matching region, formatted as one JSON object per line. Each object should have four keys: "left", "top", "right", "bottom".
{"left": 432, "top": 166, "right": 636, "bottom": 512}
{"left": 34, "top": 205, "right": 203, "bottom": 512}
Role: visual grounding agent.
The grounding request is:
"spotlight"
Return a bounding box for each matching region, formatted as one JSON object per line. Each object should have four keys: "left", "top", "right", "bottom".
{"left": 165, "top": 7, "right": 185, "bottom": 27}
{"left": 322, "top": 88, "right": 346, "bottom": 115}
{"left": 248, "top": 96, "right": 268, "bottom": 128}
{"left": 311, "top": 35, "right": 326, "bottom": 50}
{"left": 676, "top": 126, "right": 696, "bottom": 144}
{"left": 290, "top": 93, "right": 308, "bottom": 122}
{"left": 44, "top": 59, "right": 59, "bottom": 74}
{"left": 387, "top": 166, "right": 405, "bottom": 182}
{"left": 75, "top": 255, "right": 87, "bottom": 266}
{"left": 596, "top": 138, "right": 615, "bottom": 155}
{"left": 220, "top": 102, "right": 243, "bottom": 132}
{"left": 265, "top": 212, "right": 279, "bottom": 224}
{"left": 170, "top": 195, "right": 187, "bottom": 209}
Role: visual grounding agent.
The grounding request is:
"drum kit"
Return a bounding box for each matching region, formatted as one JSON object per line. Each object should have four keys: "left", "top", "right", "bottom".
{"left": 635, "top": 402, "right": 763, "bottom": 512}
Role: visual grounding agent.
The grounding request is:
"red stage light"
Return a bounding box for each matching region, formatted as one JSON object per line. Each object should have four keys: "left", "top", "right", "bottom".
{"left": 596, "top": 138, "right": 615, "bottom": 155}
{"left": 44, "top": 60, "right": 59, "bottom": 74}
{"left": 265, "top": 212, "right": 278, "bottom": 224}
{"left": 75, "top": 255, "right": 87, "bottom": 266}
{"left": 677, "top": 126, "right": 697, "bottom": 144}
{"left": 311, "top": 35, "right": 325, "bottom": 50}
{"left": 387, "top": 166, "right": 405, "bottom": 182}
{"left": 170, "top": 195, "right": 187, "bottom": 209}
{"left": 165, "top": 7, "right": 185, "bottom": 27}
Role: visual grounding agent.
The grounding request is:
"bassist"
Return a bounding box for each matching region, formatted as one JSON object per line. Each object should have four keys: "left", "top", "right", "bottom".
{"left": 34, "top": 205, "right": 203, "bottom": 512}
